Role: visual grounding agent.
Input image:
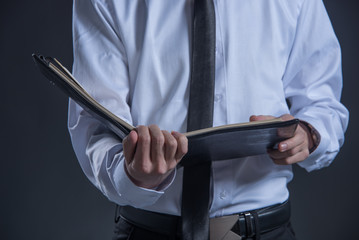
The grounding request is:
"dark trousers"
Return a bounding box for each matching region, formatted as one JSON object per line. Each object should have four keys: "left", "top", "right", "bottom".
{"left": 112, "top": 215, "right": 296, "bottom": 240}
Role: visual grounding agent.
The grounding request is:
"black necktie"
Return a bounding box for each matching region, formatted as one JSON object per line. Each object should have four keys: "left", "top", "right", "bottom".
{"left": 181, "top": 0, "right": 216, "bottom": 239}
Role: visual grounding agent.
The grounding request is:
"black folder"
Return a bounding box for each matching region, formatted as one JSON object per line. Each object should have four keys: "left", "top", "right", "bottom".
{"left": 33, "top": 54, "right": 299, "bottom": 166}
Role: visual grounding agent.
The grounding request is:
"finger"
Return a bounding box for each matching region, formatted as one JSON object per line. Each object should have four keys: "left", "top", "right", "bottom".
{"left": 272, "top": 149, "right": 309, "bottom": 165}
{"left": 123, "top": 130, "right": 138, "bottom": 165}
{"left": 148, "top": 125, "right": 165, "bottom": 163}
{"left": 133, "top": 125, "right": 152, "bottom": 173}
{"left": 162, "top": 130, "right": 177, "bottom": 162}
{"left": 268, "top": 143, "right": 304, "bottom": 160}
{"left": 171, "top": 131, "right": 188, "bottom": 161}
{"left": 277, "top": 127, "right": 307, "bottom": 153}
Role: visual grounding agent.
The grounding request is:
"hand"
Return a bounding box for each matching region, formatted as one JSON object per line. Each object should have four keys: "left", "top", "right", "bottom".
{"left": 250, "top": 114, "right": 314, "bottom": 165}
{"left": 122, "top": 125, "right": 188, "bottom": 189}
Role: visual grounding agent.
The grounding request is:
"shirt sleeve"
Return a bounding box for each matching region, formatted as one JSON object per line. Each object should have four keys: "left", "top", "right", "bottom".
{"left": 68, "top": 0, "right": 174, "bottom": 207}
{"left": 282, "top": 0, "right": 349, "bottom": 172}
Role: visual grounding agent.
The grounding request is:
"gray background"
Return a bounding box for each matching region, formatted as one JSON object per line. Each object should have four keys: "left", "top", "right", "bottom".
{"left": 1, "top": 1, "right": 358, "bottom": 239}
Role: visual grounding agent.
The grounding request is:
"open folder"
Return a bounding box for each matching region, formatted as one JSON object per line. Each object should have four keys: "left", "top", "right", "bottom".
{"left": 32, "top": 54, "right": 299, "bottom": 166}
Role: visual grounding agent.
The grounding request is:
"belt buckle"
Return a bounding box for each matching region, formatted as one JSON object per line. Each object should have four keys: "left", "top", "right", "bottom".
{"left": 209, "top": 214, "right": 242, "bottom": 240}
{"left": 240, "top": 212, "right": 256, "bottom": 238}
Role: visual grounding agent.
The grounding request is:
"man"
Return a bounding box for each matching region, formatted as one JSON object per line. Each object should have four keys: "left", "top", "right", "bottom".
{"left": 68, "top": 0, "right": 348, "bottom": 239}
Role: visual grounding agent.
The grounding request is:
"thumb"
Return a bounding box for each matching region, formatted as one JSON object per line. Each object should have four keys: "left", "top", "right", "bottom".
{"left": 279, "top": 114, "right": 294, "bottom": 121}
{"left": 249, "top": 115, "right": 276, "bottom": 122}
{"left": 123, "top": 130, "right": 138, "bottom": 164}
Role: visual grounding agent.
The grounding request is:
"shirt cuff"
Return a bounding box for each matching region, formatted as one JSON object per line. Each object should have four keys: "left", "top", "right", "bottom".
{"left": 113, "top": 156, "right": 176, "bottom": 208}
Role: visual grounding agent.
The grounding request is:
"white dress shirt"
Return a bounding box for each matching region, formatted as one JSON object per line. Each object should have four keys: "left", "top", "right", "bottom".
{"left": 68, "top": 0, "right": 349, "bottom": 217}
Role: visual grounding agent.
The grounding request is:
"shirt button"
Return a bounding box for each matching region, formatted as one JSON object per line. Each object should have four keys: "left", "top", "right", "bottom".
{"left": 214, "top": 94, "right": 223, "bottom": 102}
{"left": 219, "top": 191, "right": 227, "bottom": 199}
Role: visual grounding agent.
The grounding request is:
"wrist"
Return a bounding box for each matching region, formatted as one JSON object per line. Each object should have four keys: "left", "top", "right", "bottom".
{"left": 299, "top": 120, "right": 321, "bottom": 153}
{"left": 124, "top": 163, "right": 174, "bottom": 190}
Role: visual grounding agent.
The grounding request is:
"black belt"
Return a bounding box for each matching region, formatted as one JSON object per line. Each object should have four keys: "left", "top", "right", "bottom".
{"left": 116, "top": 200, "right": 291, "bottom": 238}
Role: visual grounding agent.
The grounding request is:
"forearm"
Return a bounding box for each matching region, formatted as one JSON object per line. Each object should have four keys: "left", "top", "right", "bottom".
{"left": 281, "top": 0, "right": 349, "bottom": 171}
{"left": 68, "top": 100, "right": 170, "bottom": 207}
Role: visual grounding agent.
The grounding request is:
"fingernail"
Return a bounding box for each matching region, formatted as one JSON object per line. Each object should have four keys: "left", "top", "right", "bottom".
{"left": 171, "top": 131, "right": 179, "bottom": 137}
{"left": 280, "top": 143, "right": 288, "bottom": 151}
